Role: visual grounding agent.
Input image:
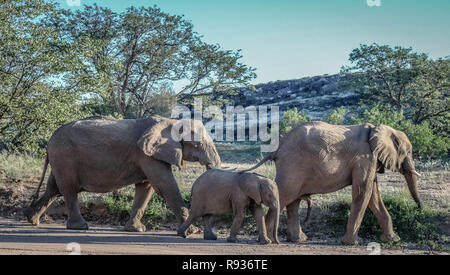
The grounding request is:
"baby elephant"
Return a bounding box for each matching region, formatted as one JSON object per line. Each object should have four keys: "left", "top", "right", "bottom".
{"left": 177, "top": 169, "right": 280, "bottom": 245}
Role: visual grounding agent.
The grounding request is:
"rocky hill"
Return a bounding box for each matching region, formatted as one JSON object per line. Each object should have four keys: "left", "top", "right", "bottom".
{"left": 216, "top": 73, "right": 359, "bottom": 119}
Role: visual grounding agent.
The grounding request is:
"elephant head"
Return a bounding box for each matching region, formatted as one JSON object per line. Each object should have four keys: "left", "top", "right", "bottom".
{"left": 137, "top": 117, "right": 221, "bottom": 170}
{"left": 369, "top": 125, "right": 422, "bottom": 208}
{"left": 241, "top": 177, "right": 280, "bottom": 243}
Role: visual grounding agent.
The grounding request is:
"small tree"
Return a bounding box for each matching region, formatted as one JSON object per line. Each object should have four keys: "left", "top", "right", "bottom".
{"left": 341, "top": 43, "right": 449, "bottom": 131}
{"left": 280, "top": 108, "right": 312, "bottom": 136}
{"left": 324, "top": 107, "right": 348, "bottom": 125}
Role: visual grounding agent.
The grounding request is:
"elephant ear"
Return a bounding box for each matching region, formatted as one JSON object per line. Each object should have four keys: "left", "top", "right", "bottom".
{"left": 137, "top": 119, "right": 183, "bottom": 168}
{"left": 369, "top": 125, "right": 408, "bottom": 172}
{"left": 241, "top": 179, "right": 262, "bottom": 205}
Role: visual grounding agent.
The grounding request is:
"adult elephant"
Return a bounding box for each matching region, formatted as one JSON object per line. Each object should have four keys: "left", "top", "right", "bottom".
{"left": 25, "top": 116, "right": 221, "bottom": 232}
{"left": 245, "top": 122, "right": 422, "bottom": 245}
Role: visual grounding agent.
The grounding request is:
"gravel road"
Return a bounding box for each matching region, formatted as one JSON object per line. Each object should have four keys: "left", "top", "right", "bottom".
{"left": 0, "top": 217, "right": 440, "bottom": 255}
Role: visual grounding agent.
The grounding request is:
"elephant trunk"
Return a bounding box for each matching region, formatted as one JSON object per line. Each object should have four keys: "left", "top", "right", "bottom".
{"left": 404, "top": 173, "right": 422, "bottom": 209}
{"left": 402, "top": 156, "right": 422, "bottom": 209}
{"left": 268, "top": 201, "right": 280, "bottom": 244}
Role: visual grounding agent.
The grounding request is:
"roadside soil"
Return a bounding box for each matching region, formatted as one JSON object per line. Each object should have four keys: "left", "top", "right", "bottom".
{"left": 0, "top": 217, "right": 442, "bottom": 255}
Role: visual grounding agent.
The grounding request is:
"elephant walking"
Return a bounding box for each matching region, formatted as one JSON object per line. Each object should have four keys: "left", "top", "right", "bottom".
{"left": 25, "top": 116, "right": 221, "bottom": 232}
{"left": 246, "top": 122, "right": 422, "bottom": 245}
{"left": 177, "top": 169, "right": 281, "bottom": 245}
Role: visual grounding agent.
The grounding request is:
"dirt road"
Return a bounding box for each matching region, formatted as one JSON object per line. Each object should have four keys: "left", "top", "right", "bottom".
{"left": 0, "top": 217, "right": 440, "bottom": 255}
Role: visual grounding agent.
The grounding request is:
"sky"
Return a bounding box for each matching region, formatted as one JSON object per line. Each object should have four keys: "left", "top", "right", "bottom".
{"left": 57, "top": 0, "right": 450, "bottom": 85}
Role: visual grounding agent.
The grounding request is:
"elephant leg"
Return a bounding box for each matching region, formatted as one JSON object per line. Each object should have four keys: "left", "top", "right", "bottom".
{"left": 58, "top": 173, "right": 88, "bottom": 230}
{"left": 124, "top": 182, "right": 155, "bottom": 232}
{"left": 342, "top": 166, "right": 374, "bottom": 245}
{"left": 64, "top": 191, "right": 88, "bottom": 230}
{"left": 25, "top": 173, "right": 60, "bottom": 226}
{"left": 139, "top": 160, "right": 197, "bottom": 234}
{"left": 177, "top": 212, "right": 200, "bottom": 238}
{"left": 202, "top": 214, "right": 217, "bottom": 240}
{"left": 368, "top": 179, "right": 399, "bottom": 243}
{"left": 250, "top": 203, "right": 270, "bottom": 245}
{"left": 227, "top": 207, "right": 246, "bottom": 243}
{"left": 286, "top": 199, "right": 307, "bottom": 242}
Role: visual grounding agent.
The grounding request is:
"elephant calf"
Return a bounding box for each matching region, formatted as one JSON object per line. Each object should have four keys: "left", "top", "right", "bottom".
{"left": 177, "top": 169, "right": 280, "bottom": 245}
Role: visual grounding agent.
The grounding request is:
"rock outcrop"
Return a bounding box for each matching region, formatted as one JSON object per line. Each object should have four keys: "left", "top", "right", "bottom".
{"left": 215, "top": 73, "right": 359, "bottom": 119}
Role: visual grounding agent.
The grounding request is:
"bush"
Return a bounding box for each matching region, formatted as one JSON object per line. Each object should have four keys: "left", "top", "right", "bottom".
{"left": 351, "top": 105, "right": 449, "bottom": 157}
{"left": 280, "top": 107, "right": 312, "bottom": 136}
{"left": 322, "top": 192, "right": 449, "bottom": 251}
{"left": 323, "top": 107, "right": 348, "bottom": 125}
{"left": 102, "top": 188, "right": 192, "bottom": 229}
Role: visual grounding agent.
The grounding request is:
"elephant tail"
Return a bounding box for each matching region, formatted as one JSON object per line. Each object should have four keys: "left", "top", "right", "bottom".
{"left": 31, "top": 154, "right": 49, "bottom": 205}
{"left": 300, "top": 195, "right": 312, "bottom": 223}
{"left": 241, "top": 151, "right": 277, "bottom": 172}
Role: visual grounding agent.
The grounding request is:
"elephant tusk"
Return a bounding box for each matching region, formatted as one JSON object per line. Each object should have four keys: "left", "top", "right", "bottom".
{"left": 411, "top": 170, "right": 421, "bottom": 177}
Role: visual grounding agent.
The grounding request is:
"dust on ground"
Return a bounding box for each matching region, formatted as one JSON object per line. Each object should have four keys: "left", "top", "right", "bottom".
{"left": 0, "top": 217, "right": 442, "bottom": 255}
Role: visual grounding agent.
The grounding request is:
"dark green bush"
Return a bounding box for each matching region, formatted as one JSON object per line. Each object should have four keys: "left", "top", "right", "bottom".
{"left": 351, "top": 105, "right": 450, "bottom": 158}
{"left": 102, "top": 189, "right": 192, "bottom": 228}
{"left": 323, "top": 193, "right": 449, "bottom": 251}
{"left": 280, "top": 107, "right": 312, "bottom": 136}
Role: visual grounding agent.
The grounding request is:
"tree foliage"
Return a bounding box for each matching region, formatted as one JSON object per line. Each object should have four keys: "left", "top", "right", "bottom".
{"left": 56, "top": 4, "right": 256, "bottom": 118}
{"left": 279, "top": 107, "right": 312, "bottom": 136}
{"left": 0, "top": 0, "right": 86, "bottom": 155}
{"left": 0, "top": 1, "right": 256, "bottom": 154}
{"left": 341, "top": 43, "right": 449, "bottom": 130}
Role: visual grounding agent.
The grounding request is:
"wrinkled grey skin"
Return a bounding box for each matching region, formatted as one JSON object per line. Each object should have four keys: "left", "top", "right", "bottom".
{"left": 25, "top": 116, "right": 221, "bottom": 232}
{"left": 177, "top": 170, "right": 280, "bottom": 245}
{"left": 246, "top": 122, "right": 422, "bottom": 245}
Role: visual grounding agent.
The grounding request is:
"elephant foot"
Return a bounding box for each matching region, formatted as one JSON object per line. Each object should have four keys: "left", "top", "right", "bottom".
{"left": 177, "top": 228, "right": 187, "bottom": 238}
{"left": 269, "top": 237, "right": 280, "bottom": 245}
{"left": 67, "top": 219, "right": 89, "bottom": 230}
{"left": 24, "top": 207, "right": 40, "bottom": 226}
{"left": 124, "top": 220, "right": 147, "bottom": 232}
{"left": 342, "top": 235, "right": 362, "bottom": 245}
{"left": 286, "top": 231, "right": 308, "bottom": 243}
{"left": 204, "top": 231, "right": 218, "bottom": 240}
{"left": 259, "top": 237, "right": 271, "bottom": 245}
{"left": 227, "top": 236, "right": 239, "bottom": 243}
{"left": 381, "top": 233, "right": 400, "bottom": 243}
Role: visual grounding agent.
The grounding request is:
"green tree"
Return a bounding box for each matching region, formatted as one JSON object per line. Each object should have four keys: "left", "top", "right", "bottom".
{"left": 324, "top": 107, "right": 348, "bottom": 125}
{"left": 341, "top": 43, "right": 449, "bottom": 130}
{"left": 0, "top": 0, "right": 86, "bottom": 155}
{"left": 280, "top": 108, "right": 312, "bottom": 136}
{"left": 57, "top": 4, "right": 256, "bottom": 118}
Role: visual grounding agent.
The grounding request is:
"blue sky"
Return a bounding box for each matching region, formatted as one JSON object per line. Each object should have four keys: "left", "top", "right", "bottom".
{"left": 57, "top": 0, "right": 450, "bottom": 85}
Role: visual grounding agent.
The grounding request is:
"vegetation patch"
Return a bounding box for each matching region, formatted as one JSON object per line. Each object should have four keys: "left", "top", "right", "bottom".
{"left": 101, "top": 188, "right": 192, "bottom": 230}
{"left": 319, "top": 191, "right": 449, "bottom": 252}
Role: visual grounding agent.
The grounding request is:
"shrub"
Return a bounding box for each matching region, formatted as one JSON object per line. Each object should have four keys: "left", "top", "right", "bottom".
{"left": 280, "top": 108, "right": 312, "bottom": 136}
{"left": 322, "top": 192, "right": 449, "bottom": 251}
{"left": 323, "top": 107, "right": 348, "bottom": 125}
{"left": 102, "top": 188, "right": 192, "bottom": 229}
{"left": 351, "top": 105, "right": 449, "bottom": 158}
